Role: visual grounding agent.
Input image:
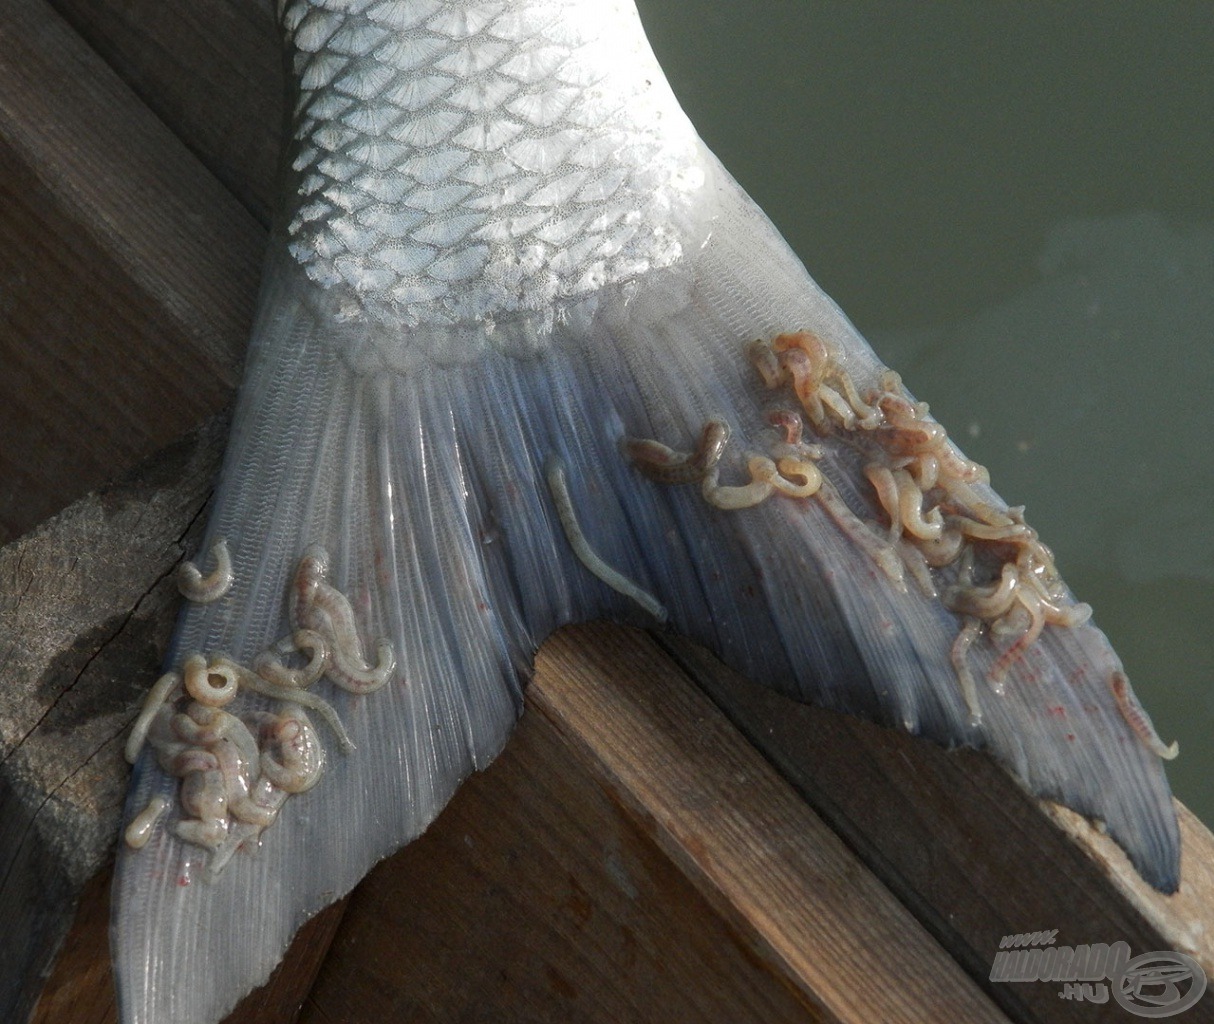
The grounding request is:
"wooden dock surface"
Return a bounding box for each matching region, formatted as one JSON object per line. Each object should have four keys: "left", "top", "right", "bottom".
{"left": 1, "top": 2, "right": 1211, "bottom": 1022}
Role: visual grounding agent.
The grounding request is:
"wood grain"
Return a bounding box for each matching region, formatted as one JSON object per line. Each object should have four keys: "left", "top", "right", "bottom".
{"left": 302, "top": 671, "right": 836, "bottom": 1024}
{"left": 535, "top": 624, "right": 1011, "bottom": 1023}
{"left": 663, "top": 634, "right": 1214, "bottom": 1023}
{"left": 45, "top": 0, "right": 282, "bottom": 225}
{"left": 299, "top": 622, "right": 1008, "bottom": 1024}
{"left": 0, "top": 416, "right": 225, "bottom": 1024}
{"left": 0, "top": 0, "right": 262, "bottom": 543}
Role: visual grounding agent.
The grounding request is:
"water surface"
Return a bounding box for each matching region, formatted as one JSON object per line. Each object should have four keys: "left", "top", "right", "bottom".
{"left": 639, "top": 1, "right": 1214, "bottom": 828}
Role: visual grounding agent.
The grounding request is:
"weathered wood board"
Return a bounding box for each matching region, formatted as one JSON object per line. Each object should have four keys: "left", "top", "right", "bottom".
{"left": 0, "top": 0, "right": 262, "bottom": 544}
{"left": 0, "top": 417, "right": 224, "bottom": 1021}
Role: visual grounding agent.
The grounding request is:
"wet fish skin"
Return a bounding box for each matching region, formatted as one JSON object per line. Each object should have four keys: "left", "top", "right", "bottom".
{"left": 111, "top": 3, "right": 1181, "bottom": 1022}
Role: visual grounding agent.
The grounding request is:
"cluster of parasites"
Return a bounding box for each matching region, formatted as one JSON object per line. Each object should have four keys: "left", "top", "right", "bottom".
{"left": 123, "top": 540, "right": 397, "bottom": 873}
{"left": 626, "top": 330, "right": 1176, "bottom": 758}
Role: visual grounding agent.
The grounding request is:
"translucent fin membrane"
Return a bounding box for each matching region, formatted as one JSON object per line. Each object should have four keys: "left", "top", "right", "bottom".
{"left": 113, "top": 2, "right": 1179, "bottom": 1019}
{"left": 115, "top": 168, "right": 1178, "bottom": 1018}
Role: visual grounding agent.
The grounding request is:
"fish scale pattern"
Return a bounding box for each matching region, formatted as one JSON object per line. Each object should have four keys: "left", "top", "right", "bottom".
{"left": 279, "top": 0, "right": 707, "bottom": 327}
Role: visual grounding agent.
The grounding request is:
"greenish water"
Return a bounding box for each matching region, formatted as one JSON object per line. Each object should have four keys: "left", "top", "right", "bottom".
{"left": 638, "top": 2, "right": 1214, "bottom": 828}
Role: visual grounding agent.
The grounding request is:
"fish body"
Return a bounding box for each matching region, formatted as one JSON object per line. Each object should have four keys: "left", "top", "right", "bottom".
{"left": 113, "top": 2, "right": 1180, "bottom": 1021}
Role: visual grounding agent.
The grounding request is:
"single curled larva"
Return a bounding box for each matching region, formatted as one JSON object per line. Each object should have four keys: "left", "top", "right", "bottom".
{"left": 125, "top": 671, "right": 183, "bottom": 764}
{"left": 289, "top": 546, "right": 397, "bottom": 693}
{"left": 177, "top": 538, "right": 234, "bottom": 603}
{"left": 624, "top": 420, "right": 729, "bottom": 485}
{"left": 123, "top": 795, "right": 170, "bottom": 849}
{"left": 182, "top": 653, "right": 240, "bottom": 707}
{"left": 701, "top": 454, "right": 822, "bottom": 510}
{"left": 545, "top": 453, "right": 668, "bottom": 623}
{"left": 253, "top": 630, "right": 329, "bottom": 690}
{"left": 1110, "top": 670, "right": 1179, "bottom": 761}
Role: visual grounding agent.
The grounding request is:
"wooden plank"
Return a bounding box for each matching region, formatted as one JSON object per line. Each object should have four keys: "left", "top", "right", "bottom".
{"left": 662, "top": 634, "right": 1214, "bottom": 1023}
{"left": 0, "top": 0, "right": 262, "bottom": 543}
{"left": 301, "top": 623, "right": 1008, "bottom": 1024}
{"left": 4, "top": 413, "right": 346, "bottom": 1024}
{"left": 44, "top": 0, "right": 281, "bottom": 224}
{"left": 0, "top": 416, "right": 225, "bottom": 1024}
{"left": 302, "top": 674, "right": 835, "bottom": 1024}
{"left": 537, "top": 624, "right": 1011, "bottom": 1022}
{"left": 26, "top": 869, "right": 117, "bottom": 1024}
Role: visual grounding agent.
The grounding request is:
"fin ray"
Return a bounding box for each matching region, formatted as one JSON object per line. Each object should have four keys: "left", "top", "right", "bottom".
{"left": 114, "top": 24, "right": 1178, "bottom": 1024}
